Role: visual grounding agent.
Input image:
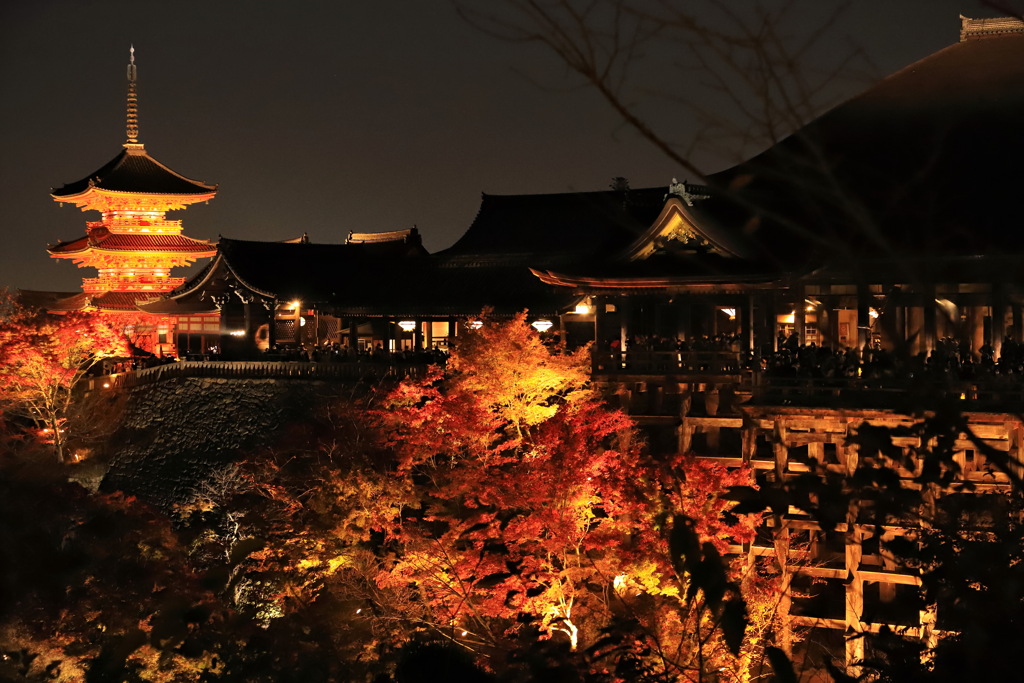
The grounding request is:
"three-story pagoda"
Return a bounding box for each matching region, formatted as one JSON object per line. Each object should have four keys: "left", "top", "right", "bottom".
{"left": 48, "top": 47, "right": 217, "bottom": 318}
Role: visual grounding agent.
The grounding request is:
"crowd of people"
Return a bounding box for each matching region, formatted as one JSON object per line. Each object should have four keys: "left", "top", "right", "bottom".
{"left": 762, "top": 335, "right": 1024, "bottom": 383}
{"left": 261, "top": 342, "right": 449, "bottom": 365}
{"left": 607, "top": 332, "right": 1024, "bottom": 385}
{"left": 104, "top": 331, "right": 1024, "bottom": 388}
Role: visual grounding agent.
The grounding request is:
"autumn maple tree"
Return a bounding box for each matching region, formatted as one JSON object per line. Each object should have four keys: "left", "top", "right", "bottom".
{"left": 156, "top": 312, "right": 777, "bottom": 680}
{"left": 369, "top": 312, "right": 772, "bottom": 680}
{"left": 0, "top": 305, "right": 129, "bottom": 462}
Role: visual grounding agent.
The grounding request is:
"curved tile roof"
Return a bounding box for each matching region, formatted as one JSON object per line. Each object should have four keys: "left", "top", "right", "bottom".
{"left": 52, "top": 146, "right": 217, "bottom": 198}
{"left": 703, "top": 29, "right": 1024, "bottom": 264}
{"left": 49, "top": 232, "right": 216, "bottom": 255}
{"left": 436, "top": 187, "right": 668, "bottom": 264}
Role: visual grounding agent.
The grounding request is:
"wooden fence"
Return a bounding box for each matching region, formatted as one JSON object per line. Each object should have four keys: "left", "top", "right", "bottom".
{"left": 83, "top": 360, "right": 430, "bottom": 392}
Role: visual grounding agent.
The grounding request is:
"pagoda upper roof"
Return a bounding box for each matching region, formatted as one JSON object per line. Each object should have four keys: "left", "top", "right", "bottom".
{"left": 51, "top": 145, "right": 217, "bottom": 200}
{"left": 49, "top": 231, "right": 216, "bottom": 256}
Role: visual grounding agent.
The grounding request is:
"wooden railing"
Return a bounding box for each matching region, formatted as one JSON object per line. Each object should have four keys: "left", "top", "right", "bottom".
{"left": 83, "top": 355, "right": 1024, "bottom": 411}
{"left": 592, "top": 350, "right": 744, "bottom": 375}
{"left": 591, "top": 350, "right": 1024, "bottom": 410}
{"left": 756, "top": 375, "right": 1024, "bottom": 410}
{"left": 84, "top": 360, "right": 430, "bottom": 391}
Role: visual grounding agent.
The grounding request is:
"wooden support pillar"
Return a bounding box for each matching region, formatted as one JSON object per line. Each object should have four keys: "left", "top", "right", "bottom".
{"left": 857, "top": 282, "right": 871, "bottom": 350}
{"left": 840, "top": 421, "right": 858, "bottom": 475}
{"left": 619, "top": 298, "right": 631, "bottom": 350}
{"left": 678, "top": 418, "right": 693, "bottom": 455}
{"left": 817, "top": 297, "right": 833, "bottom": 347}
{"left": 773, "top": 515, "right": 793, "bottom": 657}
{"left": 424, "top": 319, "right": 433, "bottom": 349}
{"left": 413, "top": 319, "right": 423, "bottom": 350}
{"left": 845, "top": 514, "right": 865, "bottom": 673}
{"left": 680, "top": 297, "right": 693, "bottom": 343}
{"left": 968, "top": 303, "right": 985, "bottom": 360}
{"left": 1013, "top": 303, "right": 1023, "bottom": 342}
{"left": 919, "top": 603, "right": 938, "bottom": 668}
{"left": 923, "top": 285, "right": 938, "bottom": 354}
{"left": 742, "top": 294, "right": 754, "bottom": 355}
{"left": 651, "top": 384, "right": 664, "bottom": 415}
{"left": 878, "top": 527, "right": 898, "bottom": 604}
{"left": 752, "top": 293, "right": 767, "bottom": 358}
{"left": 808, "top": 441, "right": 824, "bottom": 465}
{"left": 894, "top": 302, "right": 907, "bottom": 352}
{"left": 346, "top": 317, "right": 358, "bottom": 351}
{"left": 795, "top": 284, "right": 807, "bottom": 346}
{"left": 741, "top": 419, "right": 757, "bottom": 466}
{"left": 382, "top": 316, "right": 392, "bottom": 353}
{"left": 773, "top": 418, "right": 789, "bottom": 481}
{"left": 992, "top": 284, "right": 1006, "bottom": 359}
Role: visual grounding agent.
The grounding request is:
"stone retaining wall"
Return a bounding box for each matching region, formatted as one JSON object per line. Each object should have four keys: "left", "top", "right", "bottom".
{"left": 101, "top": 377, "right": 348, "bottom": 509}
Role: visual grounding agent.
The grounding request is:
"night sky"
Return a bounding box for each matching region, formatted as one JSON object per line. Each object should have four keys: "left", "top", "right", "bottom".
{"left": 0, "top": 0, "right": 1007, "bottom": 292}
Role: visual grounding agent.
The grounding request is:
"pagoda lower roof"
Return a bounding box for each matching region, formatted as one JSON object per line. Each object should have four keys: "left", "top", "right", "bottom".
{"left": 51, "top": 145, "right": 217, "bottom": 199}
{"left": 49, "top": 232, "right": 216, "bottom": 255}
{"left": 22, "top": 290, "right": 161, "bottom": 313}
{"left": 88, "top": 291, "right": 161, "bottom": 312}
{"left": 17, "top": 289, "right": 85, "bottom": 311}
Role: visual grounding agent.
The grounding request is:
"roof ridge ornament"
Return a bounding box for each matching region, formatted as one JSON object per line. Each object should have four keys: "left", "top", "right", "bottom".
{"left": 666, "top": 177, "right": 710, "bottom": 206}
{"left": 960, "top": 15, "right": 1024, "bottom": 41}
{"left": 125, "top": 45, "right": 141, "bottom": 146}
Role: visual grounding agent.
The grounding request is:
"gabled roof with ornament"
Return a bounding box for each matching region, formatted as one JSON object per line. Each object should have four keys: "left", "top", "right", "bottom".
{"left": 530, "top": 17, "right": 1024, "bottom": 294}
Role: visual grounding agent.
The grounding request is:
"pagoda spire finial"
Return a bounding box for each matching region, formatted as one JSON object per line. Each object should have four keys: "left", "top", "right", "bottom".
{"left": 125, "top": 45, "right": 140, "bottom": 145}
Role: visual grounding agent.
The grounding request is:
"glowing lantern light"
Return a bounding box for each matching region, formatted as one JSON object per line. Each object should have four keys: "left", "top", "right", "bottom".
{"left": 531, "top": 319, "right": 554, "bottom": 332}
{"left": 574, "top": 302, "right": 592, "bottom": 315}
{"left": 468, "top": 320, "right": 483, "bottom": 330}
{"left": 397, "top": 320, "right": 416, "bottom": 332}
{"left": 720, "top": 307, "right": 736, "bottom": 320}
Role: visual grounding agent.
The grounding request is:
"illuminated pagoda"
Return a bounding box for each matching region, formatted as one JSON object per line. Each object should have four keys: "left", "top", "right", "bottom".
{"left": 43, "top": 47, "right": 217, "bottom": 354}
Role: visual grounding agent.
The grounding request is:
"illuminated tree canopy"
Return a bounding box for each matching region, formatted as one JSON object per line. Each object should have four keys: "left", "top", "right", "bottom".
{"left": 0, "top": 306, "right": 129, "bottom": 462}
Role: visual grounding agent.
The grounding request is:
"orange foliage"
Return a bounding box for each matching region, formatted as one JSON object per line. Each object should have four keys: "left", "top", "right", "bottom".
{"left": 373, "top": 313, "right": 773, "bottom": 678}
{"left": 0, "top": 306, "right": 129, "bottom": 461}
